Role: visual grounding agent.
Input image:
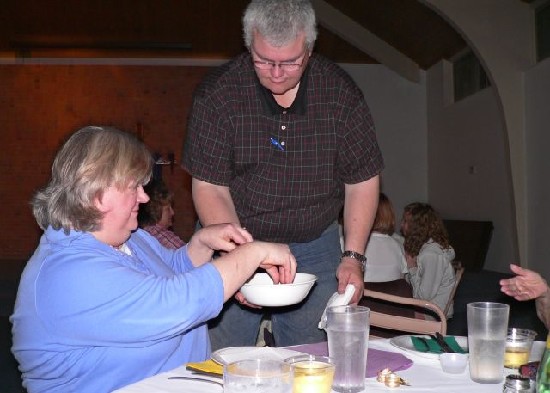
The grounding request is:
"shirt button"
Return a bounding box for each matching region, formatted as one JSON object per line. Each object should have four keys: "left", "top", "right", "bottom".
{"left": 283, "top": 110, "right": 287, "bottom": 114}
{"left": 281, "top": 125, "right": 286, "bottom": 130}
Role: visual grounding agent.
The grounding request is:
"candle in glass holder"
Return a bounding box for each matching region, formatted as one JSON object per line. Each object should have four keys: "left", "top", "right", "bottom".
{"left": 287, "top": 355, "right": 334, "bottom": 393}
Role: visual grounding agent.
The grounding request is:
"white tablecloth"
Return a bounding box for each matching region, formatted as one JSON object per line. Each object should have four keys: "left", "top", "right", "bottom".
{"left": 113, "top": 339, "right": 545, "bottom": 393}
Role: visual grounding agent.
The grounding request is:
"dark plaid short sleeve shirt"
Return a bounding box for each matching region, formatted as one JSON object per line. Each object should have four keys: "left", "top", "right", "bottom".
{"left": 183, "top": 53, "right": 384, "bottom": 243}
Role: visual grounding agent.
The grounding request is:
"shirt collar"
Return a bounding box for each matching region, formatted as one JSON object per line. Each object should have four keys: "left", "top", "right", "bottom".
{"left": 256, "top": 63, "right": 309, "bottom": 116}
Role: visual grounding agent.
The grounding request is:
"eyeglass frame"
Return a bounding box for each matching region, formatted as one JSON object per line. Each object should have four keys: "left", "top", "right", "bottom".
{"left": 250, "top": 46, "right": 310, "bottom": 72}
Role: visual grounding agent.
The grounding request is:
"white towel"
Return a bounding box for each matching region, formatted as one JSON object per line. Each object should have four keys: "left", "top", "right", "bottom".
{"left": 318, "top": 284, "right": 356, "bottom": 329}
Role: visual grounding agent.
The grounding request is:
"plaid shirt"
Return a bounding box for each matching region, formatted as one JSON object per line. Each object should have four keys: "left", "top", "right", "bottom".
{"left": 143, "top": 224, "right": 186, "bottom": 250}
{"left": 183, "top": 53, "right": 383, "bottom": 243}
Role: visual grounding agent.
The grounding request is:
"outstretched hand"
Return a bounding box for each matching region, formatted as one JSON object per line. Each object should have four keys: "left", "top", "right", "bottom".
{"left": 500, "top": 264, "right": 548, "bottom": 301}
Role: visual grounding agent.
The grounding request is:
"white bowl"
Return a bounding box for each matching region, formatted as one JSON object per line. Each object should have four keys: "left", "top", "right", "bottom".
{"left": 439, "top": 353, "right": 468, "bottom": 374}
{"left": 240, "top": 273, "right": 317, "bottom": 307}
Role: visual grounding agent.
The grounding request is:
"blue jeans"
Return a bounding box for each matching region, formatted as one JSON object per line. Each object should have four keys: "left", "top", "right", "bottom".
{"left": 208, "top": 222, "right": 341, "bottom": 350}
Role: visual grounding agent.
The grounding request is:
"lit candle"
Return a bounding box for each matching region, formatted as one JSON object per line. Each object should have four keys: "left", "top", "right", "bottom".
{"left": 291, "top": 359, "right": 335, "bottom": 393}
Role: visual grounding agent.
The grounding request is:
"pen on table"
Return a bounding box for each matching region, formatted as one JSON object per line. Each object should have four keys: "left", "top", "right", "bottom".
{"left": 270, "top": 137, "right": 285, "bottom": 151}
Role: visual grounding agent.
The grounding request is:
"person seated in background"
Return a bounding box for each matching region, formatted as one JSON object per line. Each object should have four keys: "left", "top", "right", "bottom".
{"left": 401, "top": 202, "right": 456, "bottom": 318}
{"left": 364, "top": 193, "right": 407, "bottom": 282}
{"left": 10, "top": 126, "right": 296, "bottom": 393}
{"left": 138, "top": 178, "right": 186, "bottom": 249}
{"left": 500, "top": 263, "right": 550, "bottom": 329}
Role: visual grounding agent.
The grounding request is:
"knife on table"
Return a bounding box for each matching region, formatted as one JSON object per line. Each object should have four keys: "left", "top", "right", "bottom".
{"left": 432, "top": 332, "right": 455, "bottom": 353}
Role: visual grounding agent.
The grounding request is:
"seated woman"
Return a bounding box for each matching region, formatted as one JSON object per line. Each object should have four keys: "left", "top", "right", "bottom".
{"left": 401, "top": 202, "right": 456, "bottom": 318}
{"left": 364, "top": 193, "right": 407, "bottom": 282}
{"left": 138, "top": 178, "right": 185, "bottom": 249}
{"left": 10, "top": 126, "right": 296, "bottom": 393}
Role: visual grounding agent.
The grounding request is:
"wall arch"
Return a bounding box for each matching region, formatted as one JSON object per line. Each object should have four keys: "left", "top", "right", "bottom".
{"left": 422, "top": 0, "right": 534, "bottom": 265}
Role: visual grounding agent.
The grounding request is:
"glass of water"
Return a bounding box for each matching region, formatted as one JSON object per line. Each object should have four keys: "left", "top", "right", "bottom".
{"left": 224, "top": 359, "right": 292, "bottom": 393}
{"left": 326, "top": 305, "right": 370, "bottom": 393}
{"left": 467, "top": 302, "right": 510, "bottom": 383}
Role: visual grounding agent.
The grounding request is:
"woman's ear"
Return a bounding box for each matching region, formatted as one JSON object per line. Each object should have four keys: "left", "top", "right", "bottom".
{"left": 93, "top": 190, "right": 110, "bottom": 213}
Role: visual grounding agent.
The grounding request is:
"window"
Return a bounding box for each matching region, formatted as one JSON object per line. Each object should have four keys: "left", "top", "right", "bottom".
{"left": 453, "top": 50, "right": 491, "bottom": 102}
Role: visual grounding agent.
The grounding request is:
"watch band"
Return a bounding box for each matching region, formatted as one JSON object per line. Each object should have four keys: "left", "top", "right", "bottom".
{"left": 341, "top": 250, "right": 367, "bottom": 272}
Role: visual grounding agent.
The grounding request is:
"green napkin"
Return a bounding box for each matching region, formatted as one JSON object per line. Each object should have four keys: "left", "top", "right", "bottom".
{"left": 410, "top": 336, "right": 467, "bottom": 354}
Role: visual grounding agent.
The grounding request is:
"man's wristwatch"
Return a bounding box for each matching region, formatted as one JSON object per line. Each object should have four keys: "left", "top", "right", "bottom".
{"left": 341, "top": 250, "right": 367, "bottom": 272}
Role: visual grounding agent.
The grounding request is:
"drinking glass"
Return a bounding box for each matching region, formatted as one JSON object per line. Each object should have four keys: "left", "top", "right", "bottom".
{"left": 286, "top": 354, "right": 334, "bottom": 393}
{"left": 326, "top": 305, "right": 370, "bottom": 393}
{"left": 467, "top": 302, "right": 510, "bottom": 383}
{"left": 504, "top": 328, "right": 537, "bottom": 369}
{"left": 224, "top": 359, "right": 292, "bottom": 393}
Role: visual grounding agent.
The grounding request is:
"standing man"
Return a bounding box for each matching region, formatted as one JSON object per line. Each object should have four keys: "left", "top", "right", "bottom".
{"left": 183, "top": 0, "right": 383, "bottom": 349}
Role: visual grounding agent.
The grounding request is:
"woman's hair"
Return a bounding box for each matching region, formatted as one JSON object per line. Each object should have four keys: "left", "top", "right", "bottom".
{"left": 242, "top": 0, "right": 317, "bottom": 50}
{"left": 138, "top": 179, "right": 173, "bottom": 228}
{"left": 372, "top": 193, "right": 395, "bottom": 235}
{"left": 32, "top": 126, "right": 153, "bottom": 233}
{"left": 403, "top": 202, "right": 450, "bottom": 257}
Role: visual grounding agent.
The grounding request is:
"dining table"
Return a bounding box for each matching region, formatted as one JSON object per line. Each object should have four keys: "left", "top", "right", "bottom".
{"left": 113, "top": 337, "right": 545, "bottom": 393}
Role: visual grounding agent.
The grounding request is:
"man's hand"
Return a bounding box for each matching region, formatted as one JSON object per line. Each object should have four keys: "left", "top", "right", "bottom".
{"left": 234, "top": 291, "right": 262, "bottom": 309}
{"left": 336, "top": 258, "right": 365, "bottom": 304}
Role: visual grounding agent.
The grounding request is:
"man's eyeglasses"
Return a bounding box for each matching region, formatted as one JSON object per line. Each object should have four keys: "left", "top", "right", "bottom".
{"left": 251, "top": 48, "right": 308, "bottom": 72}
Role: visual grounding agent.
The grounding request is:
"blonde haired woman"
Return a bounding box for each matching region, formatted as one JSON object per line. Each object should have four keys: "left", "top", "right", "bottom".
{"left": 11, "top": 126, "right": 296, "bottom": 393}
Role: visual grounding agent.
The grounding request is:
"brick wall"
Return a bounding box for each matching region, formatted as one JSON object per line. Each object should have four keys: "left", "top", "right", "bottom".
{"left": 0, "top": 64, "right": 211, "bottom": 262}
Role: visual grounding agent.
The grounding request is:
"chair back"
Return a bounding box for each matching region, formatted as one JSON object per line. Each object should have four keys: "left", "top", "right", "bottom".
{"left": 363, "top": 289, "right": 447, "bottom": 336}
{"left": 444, "top": 262, "right": 465, "bottom": 316}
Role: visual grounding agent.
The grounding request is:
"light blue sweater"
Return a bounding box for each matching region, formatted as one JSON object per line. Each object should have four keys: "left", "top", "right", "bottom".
{"left": 10, "top": 227, "right": 224, "bottom": 393}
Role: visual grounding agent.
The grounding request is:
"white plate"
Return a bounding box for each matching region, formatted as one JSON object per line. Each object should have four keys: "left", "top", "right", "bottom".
{"left": 212, "top": 346, "right": 303, "bottom": 366}
{"left": 390, "top": 335, "right": 468, "bottom": 359}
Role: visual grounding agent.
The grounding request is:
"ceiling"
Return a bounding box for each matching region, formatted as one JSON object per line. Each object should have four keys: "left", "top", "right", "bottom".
{"left": 0, "top": 0, "right": 538, "bottom": 73}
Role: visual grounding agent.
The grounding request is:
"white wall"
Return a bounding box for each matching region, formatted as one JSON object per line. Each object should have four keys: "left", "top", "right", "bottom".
{"left": 425, "top": 0, "right": 533, "bottom": 267}
{"left": 341, "top": 64, "right": 428, "bottom": 223}
{"left": 341, "top": 62, "right": 523, "bottom": 274}
{"left": 525, "top": 58, "right": 550, "bottom": 277}
{"left": 426, "top": 61, "right": 518, "bottom": 272}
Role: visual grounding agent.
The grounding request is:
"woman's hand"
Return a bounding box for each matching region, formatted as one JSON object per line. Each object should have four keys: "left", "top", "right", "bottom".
{"left": 187, "top": 223, "right": 253, "bottom": 266}
{"left": 257, "top": 243, "right": 297, "bottom": 285}
{"left": 500, "top": 264, "right": 548, "bottom": 301}
{"left": 232, "top": 243, "right": 297, "bottom": 308}
{"left": 212, "top": 241, "right": 296, "bottom": 303}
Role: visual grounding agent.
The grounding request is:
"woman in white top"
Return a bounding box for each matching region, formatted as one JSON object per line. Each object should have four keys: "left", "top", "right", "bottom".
{"left": 364, "top": 193, "right": 407, "bottom": 282}
{"left": 401, "top": 202, "right": 456, "bottom": 318}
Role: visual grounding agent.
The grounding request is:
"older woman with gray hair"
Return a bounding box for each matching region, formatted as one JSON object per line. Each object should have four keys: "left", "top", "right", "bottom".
{"left": 10, "top": 126, "right": 296, "bottom": 393}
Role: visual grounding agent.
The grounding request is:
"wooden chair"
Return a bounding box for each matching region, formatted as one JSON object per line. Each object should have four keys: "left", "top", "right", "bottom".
{"left": 444, "top": 261, "right": 465, "bottom": 316}
{"left": 363, "top": 289, "right": 447, "bottom": 336}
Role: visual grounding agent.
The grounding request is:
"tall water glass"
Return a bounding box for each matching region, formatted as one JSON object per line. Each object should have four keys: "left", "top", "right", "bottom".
{"left": 326, "top": 305, "right": 370, "bottom": 393}
{"left": 467, "top": 302, "right": 510, "bottom": 383}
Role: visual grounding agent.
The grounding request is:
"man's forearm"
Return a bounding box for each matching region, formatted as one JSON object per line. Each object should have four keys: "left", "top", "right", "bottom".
{"left": 192, "top": 178, "right": 240, "bottom": 226}
{"left": 343, "top": 175, "right": 379, "bottom": 253}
